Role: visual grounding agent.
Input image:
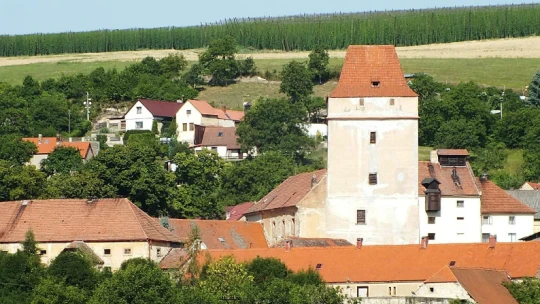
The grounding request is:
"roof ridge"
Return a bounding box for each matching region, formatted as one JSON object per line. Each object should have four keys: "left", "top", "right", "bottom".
{"left": 425, "top": 265, "right": 458, "bottom": 283}
{"left": 126, "top": 199, "right": 150, "bottom": 240}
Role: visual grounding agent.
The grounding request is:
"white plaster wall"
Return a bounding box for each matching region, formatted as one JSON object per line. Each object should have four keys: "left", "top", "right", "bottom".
{"left": 418, "top": 196, "right": 482, "bottom": 243}
{"left": 331, "top": 282, "right": 423, "bottom": 298}
{"left": 124, "top": 101, "right": 154, "bottom": 131}
{"left": 326, "top": 96, "right": 419, "bottom": 245}
{"left": 194, "top": 146, "right": 228, "bottom": 158}
{"left": 176, "top": 101, "right": 202, "bottom": 143}
{"left": 481, "top": 214, "right": 534, "bottom": 242}
{"left": 29, "top": 154, "right": 48, "bottom": 169}
{"left": 415, "top": 282, "right": 472, "bottom": 302}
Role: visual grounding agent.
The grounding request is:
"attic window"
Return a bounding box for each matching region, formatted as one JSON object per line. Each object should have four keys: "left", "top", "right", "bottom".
{"left": 187, "top": 110, "right": 191, "bottom": 115}
{"left": 218, "top": 237, "right": 225, "bottom": 243}
{"left": 136, "top": 106, "right": 142, "bottom": 114}
{"left": 449, "top": 261, "right": 456, "bottom": 266}
{"left": 156, "top": 248, "right": 162, "bottom": 257}
{"left": 429, "top": 287, "right": 435, "bottom": 293}
{"left": 371, "top": 81, "right": 380, "bottom": 87}
{"left": 315, "top": 263, "right": 322, "bottom": 269}
{"left": 218, "top": 132, "right": 224, "bottom": 137}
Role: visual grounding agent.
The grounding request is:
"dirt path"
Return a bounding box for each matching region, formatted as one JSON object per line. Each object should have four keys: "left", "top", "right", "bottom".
{"left": 0, "top": 36, "right": 538, "bottom": 67}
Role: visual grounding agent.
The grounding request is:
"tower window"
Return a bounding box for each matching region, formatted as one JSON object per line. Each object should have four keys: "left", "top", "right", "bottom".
{"left": 356, "top": 210, "right": 366, "bottom": 224}
{"left": 368, "top": 173, "right": 377, "bottom": 185}
{"left": 359, "top": 98, "right": 365, "bottom": 106}
{"left": 390, "top": 98, "right": 395, "bottom": 106}
{"left": 428, "top": 217, "right": 436, "bottom": 224}
{"left": 370, "top": 132, "right": 376, "bottom": 144}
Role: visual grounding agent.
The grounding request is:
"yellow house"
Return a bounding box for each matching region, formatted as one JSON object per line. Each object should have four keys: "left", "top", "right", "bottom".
{"left": 0, "top": 198, "right": 182, "bottom": 270}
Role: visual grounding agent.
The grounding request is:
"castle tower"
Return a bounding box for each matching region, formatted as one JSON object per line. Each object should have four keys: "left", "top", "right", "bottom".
{"left": 325, "top": 45, "right": 420, "bottom": 245}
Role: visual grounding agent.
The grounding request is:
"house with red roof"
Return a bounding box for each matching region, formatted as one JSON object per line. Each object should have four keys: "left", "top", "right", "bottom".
{"left": 175, "top": 99, "right": 244, "bottom": 144}
{"left": 191, "top": 125, "right": 247, "bottom": 159}
{"left": 123, "top": 99, "right": 183, "bottom": 133}
{"left": 519, "top": 181, "right": 540, "bottom": 190}
{"left": 225, "top": 202, "right": 255, "bottom": 221}
{"left": 23, "top": 135, "right": 95, "bottom": 169}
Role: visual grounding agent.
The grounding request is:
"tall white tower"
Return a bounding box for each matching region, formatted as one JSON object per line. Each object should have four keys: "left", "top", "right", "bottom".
{"left": 325, "top": 45, "right": 420, "bottom": 245}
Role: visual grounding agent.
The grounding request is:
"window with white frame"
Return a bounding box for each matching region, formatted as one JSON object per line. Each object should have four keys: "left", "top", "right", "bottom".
{"left": 136, "top": 106, "right": 142, "bottom": 114}
{"left": 508, "top": 233, "right": 517, "bottom": 242}
{"left": 482, "top": 215, "right": 492, "bottom": 225}
{"left": 482, "top": 233, "right": 490, "bottom": 243}
{"left": 124, "top": 248, "right": 132, "bottom": 255}
{"left": 457, "top": 200, "right": 464, "bottom": 208}
{"left": 509, "top": 216, "right": 516, "bottom": 225}
{"left": 135, "top": 121, "right": 143, "bottom": 129}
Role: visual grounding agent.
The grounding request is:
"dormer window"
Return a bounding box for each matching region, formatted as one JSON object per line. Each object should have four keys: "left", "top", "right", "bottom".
{"left": 136, "top": 106, "right": 142, "bottom": 114}
{"left": 421, "top": 178, "right": 441, "bottom": 212}
{"left": 371, "top": 81, "right": 380, "bottom": 87}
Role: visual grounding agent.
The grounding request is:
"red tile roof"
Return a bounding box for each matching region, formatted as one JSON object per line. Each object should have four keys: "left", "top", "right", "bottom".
{"left": 437, "top": 149, "right": 470, "bottom": 156}
{"left": 329, "top": 45, "right": 417, "bottom": 98}
{"left": 166, "top": 219, "right": 268, "bottom": 250}
{"left": 273, "top": 237, "right": 353, "bottom": 248}
{"left": 246, "top": 170, "right": 327, "bottom": 214}
{"left": 139, "top": 99, "right": 183, "bottom": 118}
{"left": 22, "top": 138, "right": 92, "bottom": 158}
{"left": 522, "top": 182, "right": 540, "bottom": 190}
{"left": 479, "top": 179, "right": 537, "bottom": 214}
{"left": 451, "top": 268, "right": 517, "bottom": 304}
{"left": 188, "top": 100, "right": 245, "bottom": 121}
{"left": 159, "top": 248, "right": 189, "bottom": 269}
{"left": 418, "top": 161, "right": 481, "bottom": 196}
{"left": 225, "top": 109, "right": 245, "bottom": 122}
{"left": 183, "top": 242, "right": 540, "bottom": 282}
{"left": 226, "top": 202, "right": 255, "bottom": 221}
{"left": 0, "top": 199, "right": 180, "bottom": 243}
{"left": 199, "top": 126, "right": 241, "bottom": 150}
{"left": 424, "top": 265, "right": 459, "bottom": 283}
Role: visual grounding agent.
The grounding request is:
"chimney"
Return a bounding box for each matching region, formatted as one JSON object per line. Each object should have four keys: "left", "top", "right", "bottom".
{"left": 176, "top": 99, "right": 183, "bottom": 104}
{"left": 38, "top": 134, "right": 42, "bottom": 145}
{"left": 430, "top": 150, "right": 439, "bottom": 164}
{"left": 285, "top": 240, "right": 292, "bottom": 252}
{"left": 222, "top": 106, "right": 227, "bottom": 113}
{"left": 56, "top": 133, "right": 62, "bottom": 146}
{"left": 480, "top": 172, "right": 488, "bottom": 182}
{"left": 421, "top": 236, "right": 429, "bottom": 249}
{"left": 311, "top": 174, "right": 317, "bottom": 188}
{"left": 489, "top": 235, "right": 497, "bottom": 248}
{"left": 356, "top": 238, "right": 363, "bottom": 249}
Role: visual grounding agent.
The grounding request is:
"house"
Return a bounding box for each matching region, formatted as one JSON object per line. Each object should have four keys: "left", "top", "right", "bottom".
{"left": 23, "top": 135, "right": 95, "bottom": 169}
{"left": 176, "top": 99, "right": 244, "bottom": 144}
{"left": 326, "top": 45, "right": 420, "bottom": 245}
{"left": 123, "top": 99, "right": 183, "bottom": 133}
{"left": 192, "top": 125, "right": 247, "bottom": 159}
{"left": 0, "top": 198, "right": 181, "bottom": 270}
{"left": 507, "top": 189, "right": 540, "bottom": 232}
{"left": 244, "top": 170, "right": 327, "bottom": 246}
{"left": 518, "top": 181, "right": 540, "bottom": 190}
{"left": 161, "top": 240, "right": 540, "bottom": 302}
{"left": 418, "top": 149, "right": 482, "bottom": 243}
{"left": 225, "top": 202, "right": 255, "bottom": 221}
{"left": 415, "top": 266, "right": 517, "bottom": 304}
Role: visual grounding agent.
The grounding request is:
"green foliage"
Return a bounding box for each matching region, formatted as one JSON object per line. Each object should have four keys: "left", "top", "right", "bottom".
{"left": 528, "top": 71, "right": 540, "bottom": 107}
{"left": 303, "top": 96, "right": 326, "bottom": 123}
{"left": 280, "top": 61, "right": 314, "bottom": 103}
{"left": 504, "top": 277, "right": 540, "bottom": 304}
{"left": 31, "top": 276, "right": 87, "bottom": 304}
{"left": 22, "top": 229, "right": 39, "bottom": 256}
{"left": 159, "top": 54, "right": 188, "bottom": 79}
{"left": 308, "top": 46, "right": 330, "bottom": 84}
{"left": 238, "top": 57, "right": 258, "bottom": 77}
{"left": 470, "top": 141, "right": 508, "bottom": 175}
{"left": 199, "top": 256, "right": 254, "bottom": 302}
{"left": 0, "top": 250, "right": 43, "bottom": 303}
{"left": 43, "top": 171, "right": 117, "bottom": 199}
{"left": 183, "top": 64, "right": 205, "bottom": 88}
{"left": 152, "top": 119, "right": 159, "bottom": 135}
{"left": 288, "top": 268, "right": 325, "bottom": 286}
{"left": 40, "top": 146, "right": 83, "bottom": 176}
{"left": 0, "top": 135, "right": 37, "bottom": 166}
{"left": 0, "top": 160, "right": 47, "bottom": 201}
{"left": 490, "top": 171, "right": 525, "bottom": 190}
{"left": 409, "top": 73, "right": 444, "bottom": 101}
{"left": 123, "top": 129, "right": 153, "bottom": 143}
{"left": 246, "top": 257, "right": 292, "bottom": 285}
{"left": 95, "top": 134, "right": 109, "bottom": 151}
{"left": 48, "top": 251, "right": 100, "bottom": 292}
{"left": 200, "top": 36, "right": 239, "bottom": 86}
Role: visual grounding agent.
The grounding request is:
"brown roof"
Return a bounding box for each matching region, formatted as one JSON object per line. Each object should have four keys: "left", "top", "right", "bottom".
{"left": 437, "top": 149, "right": 470, "bottom": 156}
{"left": 166, "top": 219, "right": 268, "bottom": 249}
{"left": 451, "top": 268, "right": 517, "bottom": 304}
{"left": 479, "top": 179, "right": 537, "bottom": 214}
{"left": 418, "top": 161, "right": 480, "bottom": 196}
{"left": 199, "top": 126, "right": 241, "bottom": 150}
{"left": 182, "top": 242, "right": 540, "bottom": 282}
{"left": 139, "top": 99, "right": 183, "bottom": 118}
{"left": 159, "top": 248, "right": 189, "bottom": 270}
{"left": 329, "top": 45, "right": 417, "bottom": 98}
{"left": 226, "top": 202, "right": 255, "bottom": 221}
{"left": 0, "top": 199, "right": 180, "bottom": 243}
{"left": 246, "top": 170, "right": 327, "bottom": 214}
{"left": 23, "top": 138, "right": 92, "bottom": 158}
{"left": 273, "top": 237, "right": 353, "bottom": 248}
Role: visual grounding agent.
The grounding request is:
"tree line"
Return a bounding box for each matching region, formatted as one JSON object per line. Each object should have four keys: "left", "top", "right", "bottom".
{"left": 1, "top": 4, "right": 540, "bottom": 56}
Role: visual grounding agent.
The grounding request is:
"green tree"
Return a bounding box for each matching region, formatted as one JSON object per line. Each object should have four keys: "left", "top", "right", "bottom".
{"left": 238, "top": 57, "right": 258, "bottom": 77}
{"left": 183, "top": 64, "right": 205, "bottom": 88}
{"left": 159, "top": 53, "right": 188, "bottom": 79}
{"left": 0, "top": 251, "right": 43, "bottom": 304}
{"left": 31, "top": 277, "right": 87, "bottom": 304}
{"left": 308, "top": 46, "right": 330, "bottom": 84}
{"left": 409, "top": 73, "right": 443, "bottom": 101}
{"left": 470, "top": 141, "right": 508, "bottom": 176}
{"left": 0, "top": 160, "right": 47, "bottom": 201}
{"left": 40, "top": 146, "right": 83, "bottom": 176}
{"left": 303, "top": 96, "right": 326, "bottom": 123}
{"left": 0, "top": 135, "right": 37, "bottom": 165}
{"left": 434, "top": 119, "right": 485, "bottom": 149}
{"left": 48, "top": 251, "right": 100, "bottom": 292}
{"left": 44, "top": 171, "right": 117, "bottom": 199}
{"left": 280, "top": 61, "right": 314, "bottom": 103}
{"left": 528, "top": 70, "right": 540, "bottom": 107}
{"left": 199, "top": 36, "right": 238, "bottom": 86}
{"left": 246, "top": 257, "right": 292, "bottom": 285}
{"left": 22, "top": 229, "right": 39, "bottom": 256}
{"left": 152, "top": 119, "right": 159, "bottom": 135}
{"left": 199, "top": 256, "right": 254, "bottom": 302}
{"left": 504, "top": 277, "right": 540, "bottom": 304}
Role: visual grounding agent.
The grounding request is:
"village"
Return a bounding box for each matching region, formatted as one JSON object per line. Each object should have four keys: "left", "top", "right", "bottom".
{"left": 2, "top": 43, "right": 540, "bottom": 304}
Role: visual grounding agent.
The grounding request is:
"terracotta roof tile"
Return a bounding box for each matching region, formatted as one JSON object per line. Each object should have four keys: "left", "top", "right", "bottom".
{"left": 273, "top": 237, "right": 353, "bottom": 248}
{"left": 246, "top": 170, "right": 327, "bottom": 214}
{"left": 159, "top": 248, "right": 189, "bottom": 269}
{"left": 183, "top": 242, "right": 540, "bottom": 282}
{"left": 418, "top": 161, "right": 480, "bottom": 196}
{"left": 23, "top": 138, "right": 92, "bottom": 158}
{"left": 451, "top": 268, "right": 517, "bottom": 304}
{"left": 225, "top": 110, "right": 245, "bottom": 122}
{"left": 329, "top": 45, "right": 417, "bottom": 98}
{"left": 437, "top": 149, "right": 470, "bottom": 156}
{"left": 226, "top": 202, "right": 254, "bottom": 221}
{"left": 424, "top": 265, "right": 458, "bottom": 283}
{"left": 479, "top": 180, "right": 537, "bottom": 214}
{"left": 0, "top": 199, "right": 180, "bottom": 243}
{"left": 138, "top": 99, "right": 183, "bottom": 118}
{"left": 166, "top": 219, "right": 268, "bottom": 249}
{"left": 199, "top": 126, "right": 241, "bottom": 150}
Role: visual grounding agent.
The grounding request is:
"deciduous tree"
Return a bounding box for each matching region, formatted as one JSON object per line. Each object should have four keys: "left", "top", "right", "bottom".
{"left": 308, "top": 46, "right": 330, "bottom": 84}
{"left": 528, "top": 70, "right": 540, "bottom": 107}
{"left": 40, "top": 146, "right": 83, "bottom": 176}
{"left": 280, "top": 61, "right": 313, "bottom": 103}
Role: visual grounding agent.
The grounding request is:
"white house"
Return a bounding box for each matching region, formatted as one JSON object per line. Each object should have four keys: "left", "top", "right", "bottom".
{"left": 418, "top": 149, "right": 482, "bottom": 244}
{"left": 124, "top": 99, "right": 183, "bottom": 133}
{"left": 191, "top": 125, "right": 248, "bottom": 159}
{"left": 176, "top": 100, "right": 244, "bottom": 144}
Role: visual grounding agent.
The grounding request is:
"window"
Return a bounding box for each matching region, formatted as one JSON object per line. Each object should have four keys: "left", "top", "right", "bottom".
{"left": 136, "top": 106, "right": 142, "bottom": 114}
{"left": 368, "top": 173, "right": 377, "bottom": 185}
{"left": 388, "top": 287, "right": 392, "bottom": 296}
{"left": 356, "top": 210, "right": 366, "bottom": 224}
{"left": 218, "top": 131, "right": 224, "bottom": 137}
{"left": 428, "top": 217, "right": 436, "bottom": 224}
{"left": 371, "top": 81, "right": 380, "bottom": 87}
{"left": 428, "top": 233, "right": 436, "bottom": 240}
{"left": 282, "top": 220, "right": 285, "bottom": 234}
{"left": 509, "top": 233, "right": 517, "bottom": 242}
{"left": 156, "top": 248, "right": 162, "bottom": 257}
{"left": 357, "top": 286, "right": 369, "bottom": 298}
{"left": 211, "top": 147, "right": 218, "bottom": 151}
{"left": 393, "top": 287, "right": 396, "bottom": 296}
{"left": 124, "top": 248, "right": 132, "bottom": 255}
{"left": 135, "top": 121, "right": 143, "bottom": 129}
{"left": 104, "top": 249, "right": 111, "bottom": 255}
{"left": 482, "top": 233, "right": 490, "bottom": 243}
{"left": 186, "top": 109, "right": 191, "bottom": 115}
{"left": 370, "top": 132, "right": 376, "bottom": 144}
{"left": 509, "top": 216, "right": 516, "bottom": 225}
{"left": 457, "top": 200, "right": 464, "bottom": 208}
{"left": 359, "top": 98, "right": 365, "bottom": 106}
{"left": 291, "top": 218, "right": 295, "bottom": 235}
{"left": 189, "top": 123, "right": 194, "bottom": 131}
{"left": 482, "top": 216, "right": 492, "bottom": 225}
{"left": 429, "top": 287, "right": 435, "bottom": 293}
{"left": 390, "top": 98, "right": 395, "bottom": 106}
{"left": 39, "top": 249, "right": 47, "bottom": 256}
{"left": 315, "top": 263, "right": 322, "bottom": 269}
{"left": 457, "top": 217, "right": 464, "bottom": 220}
{"left": 182, "top": 123, "right": 187, "bottom": 131}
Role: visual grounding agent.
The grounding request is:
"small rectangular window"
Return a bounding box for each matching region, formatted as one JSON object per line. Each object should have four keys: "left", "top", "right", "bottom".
{"left": 136, "top": 106, "right": 142, "bottom": 114}
{"left": 393, "top": 286, "right": 396, "bottom": 296}
{"left": 482, "top": 233, "right": 490, "bottom": 243}
{"left": 482, "top": 216, "right": 491, "bottom": 225}
{"left": 104, "top": 249, "right": 111, "bottom": 255}
{"left": 371, "top": 81, "right": 380, "bottom": 87}
{"left": 356, "top": 210, "right": 366, "bottom": 224}
{"left": 390, "top": 98, "right": 395, "bottom": 106}
{"left": 509, "top": 233, "right": 517, "bottom": 242}
{"left": 124, "top": 248, "right": 132, "bottom": 255}
{"left": 457, "top": 200, "right": 464, "bottom": 208}
{"left": 370, "top": 132, "right": 376, "bottom": 144}
{"left": 388, "top": 287, "right": 392, "bottom": 296}
{"left": 359, "top": 98, "right": 365, "bottom": 106}
{"left": 429, "top": 287, "right": 435, "bottom": 293}
{"left": 428, "top": 217, "right": 436, "bottom": 224}
{"left": 156, "top": 248, "right": 162, "bottom": 257}
{"left": 428, "top": 233, "right": 435, "bottom": 240}
{"left": 189, "top": 123, "right": 195, "bottom": 131}
{"left": 186, "top": 109, "right": 191, "bottom": 115}
{"left": 39, "top": 249, "right": 47, "bottom": 256}
{"left": 182, "top": 123, "right": 187, "bottom": 131}
{"left": 368, "top": 173, "right": 377, "bottom": 185}
{"left": 457, "top": 217, "right": 464, "bottom": 220}
{"left": 509, "top": 216, "right": 516, "bottom": 225}
{"left": 211, "top": 147, "right": 218, "bottom": 151}
{"left": 135, "top": 121, "right": 143, "bottom": 129}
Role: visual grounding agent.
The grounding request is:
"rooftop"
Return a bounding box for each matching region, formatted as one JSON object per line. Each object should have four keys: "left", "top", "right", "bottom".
{"left": 197, "top": 126, "right": 241, "bottom": 150}
{"left": 138, "top": 99, "right": 183, "bottom": 118}
{"left": 273, "top": 237, "right": 353, "bottom": 248}
{"left": 22, "top": 137, "right": 93, "bottom": 158}
{"left": 479, "top": 180, "right": 536, "bottom": 214}
{"left": 188, "top": 100, "right": 244, "bottom": 121}
{"left": 226, "top": 202, "right": 255, "bottom": 221}
{"left": 418, "top": 161, "right": 480, "bottom": 196}
{"left": 506, "top": 190, "right": 540, "bottom": 219}
{"left": 437, "top": 149, "right": 470, "bottom": 156}
{"left": 451, "top": 268, "right": 517, "bottom": 304}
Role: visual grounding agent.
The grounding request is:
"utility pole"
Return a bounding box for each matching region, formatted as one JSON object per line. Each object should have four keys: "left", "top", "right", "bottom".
{"left": 83, "top": 92, "right": 92, "bottom": 121}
